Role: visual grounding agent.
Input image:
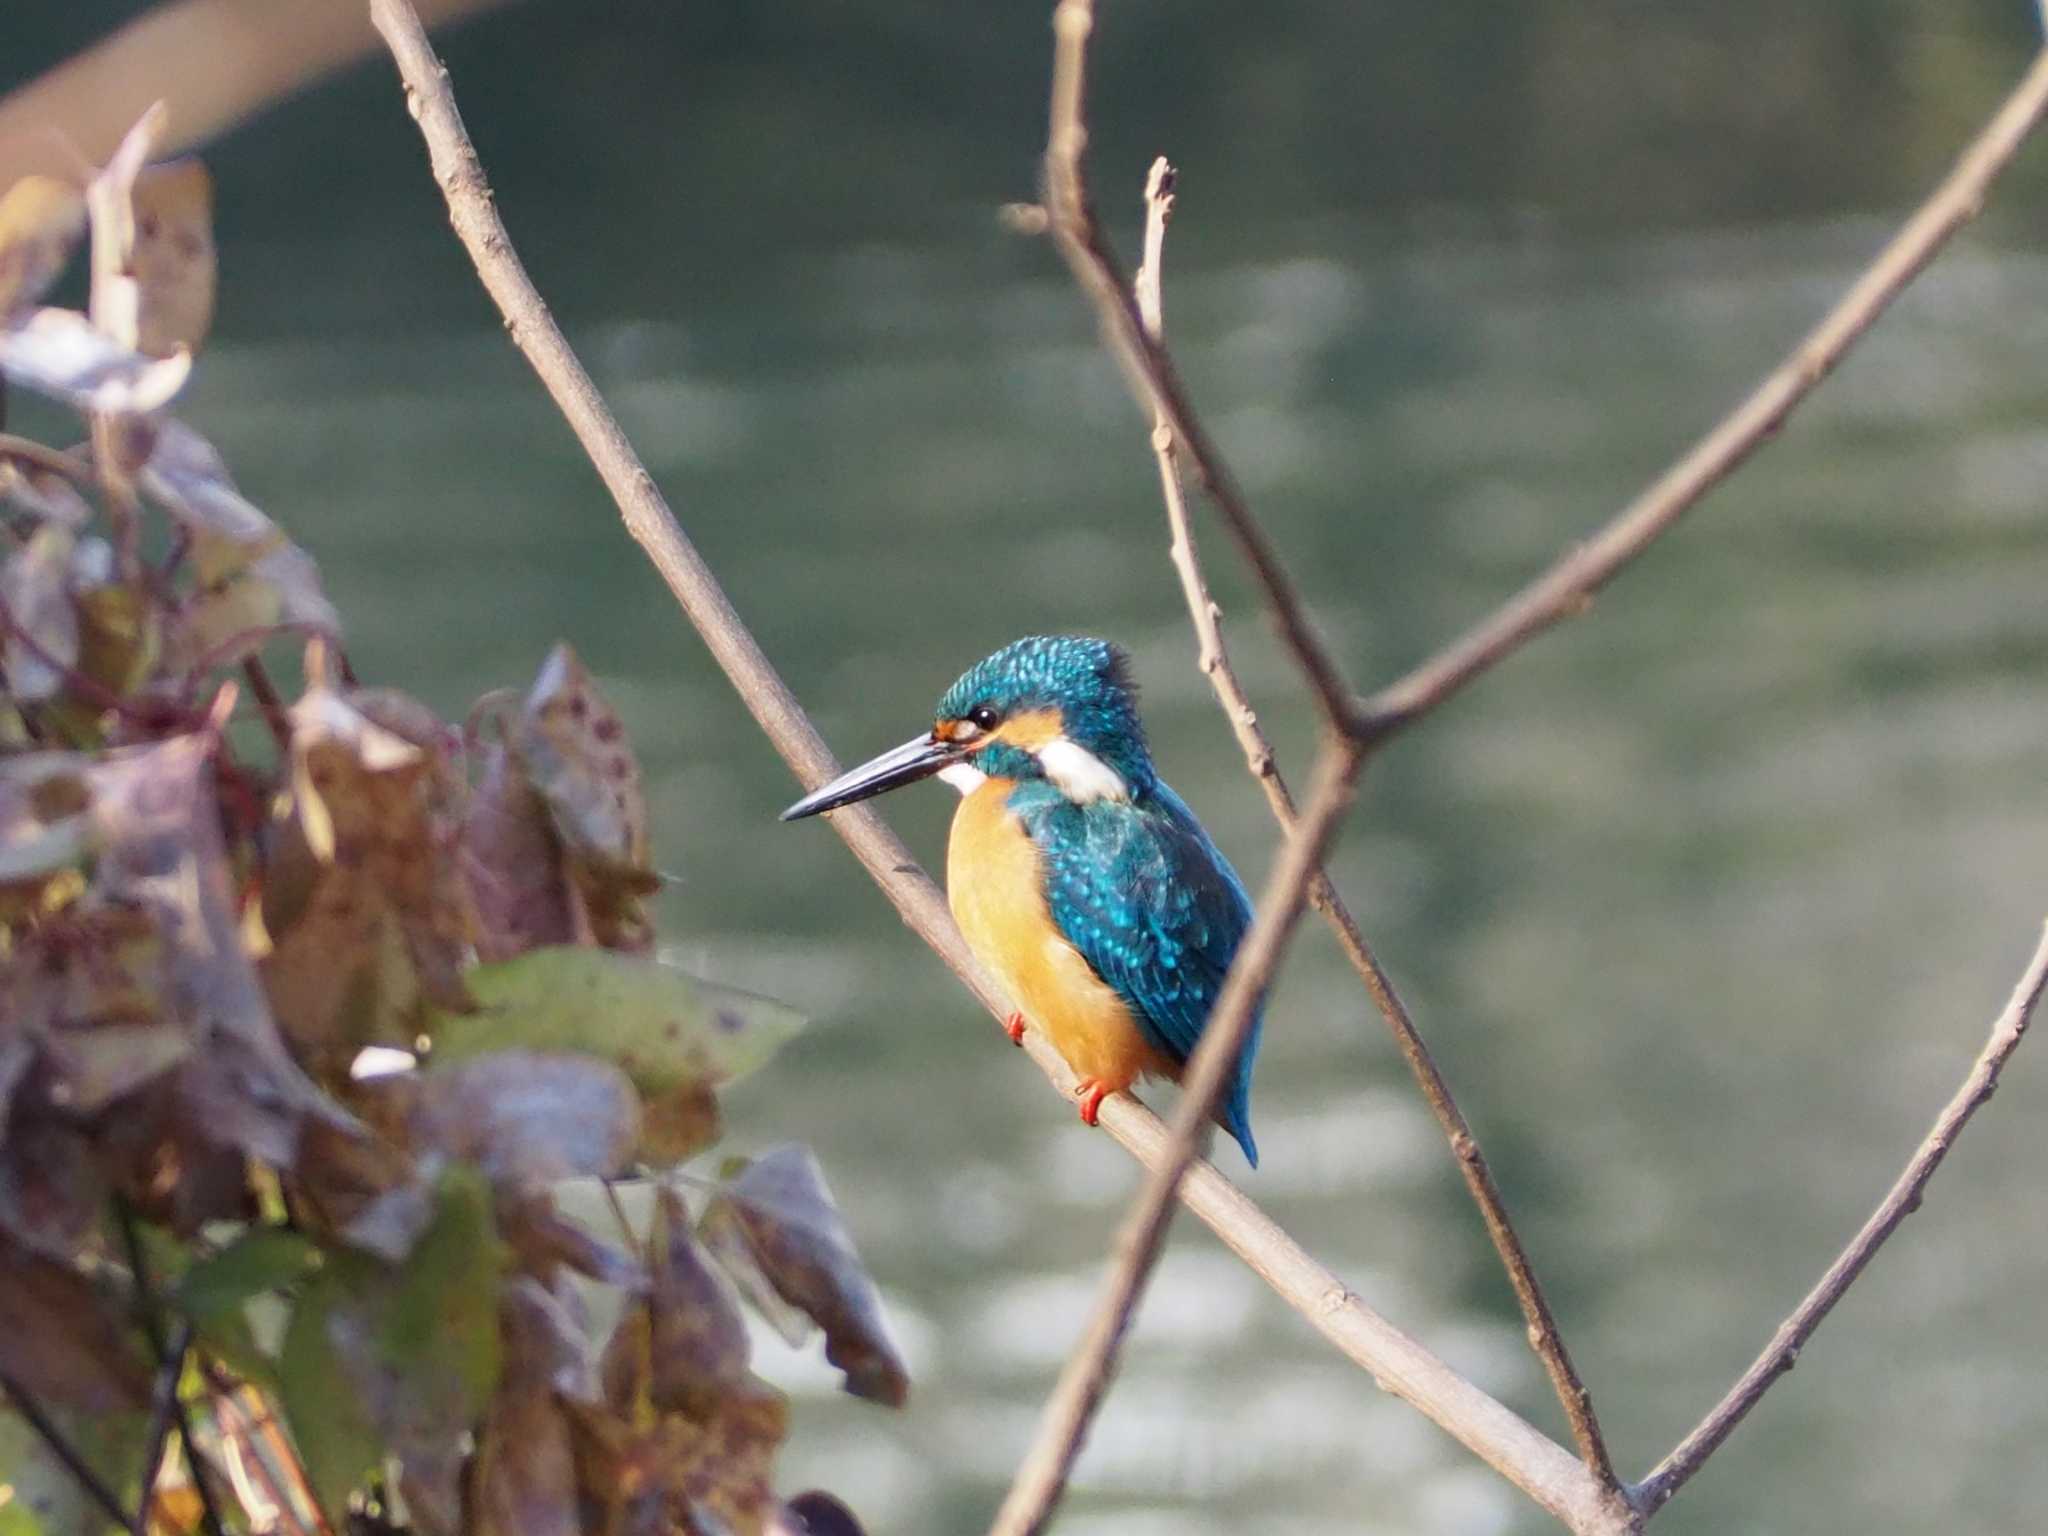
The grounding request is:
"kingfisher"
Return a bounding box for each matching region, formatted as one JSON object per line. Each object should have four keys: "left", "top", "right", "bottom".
{"left": 781, "top": 635, "right": 1261, "bottom": 1167}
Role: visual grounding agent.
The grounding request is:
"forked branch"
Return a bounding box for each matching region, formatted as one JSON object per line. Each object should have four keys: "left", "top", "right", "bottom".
{"left": 1042, "top": 0, "right": 1357, "bottom": 734}
{"left": 1637, "top": 921, "right": 2048, "bottom": 1509}
{"left": 368, "top": 0, "right": 2048, "bottom": 1530}
{"left": 1357, "top": 47, "right": 2048, "bottom": 742}
{"left": 990, "top": 739, "right": 1364, "bottom": 1536}
{"left": 1129, "top": 152, "right": 1618, "bottom": 1491}
{"left": 365, "top": 3, "right": 1622, "bottom": 1529}
{"left": 1031, "top": 0, "right": 2048, "bottom": 1521}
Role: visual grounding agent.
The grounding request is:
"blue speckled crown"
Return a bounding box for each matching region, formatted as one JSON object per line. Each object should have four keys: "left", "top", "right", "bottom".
{"left": 936, "top": 635, "right": 1155, "bottom": 792}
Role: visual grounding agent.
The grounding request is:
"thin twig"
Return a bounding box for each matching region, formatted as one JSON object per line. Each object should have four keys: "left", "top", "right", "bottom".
{"left": 134, "top": 1321, "right": 196, "bottom": 1536}
{"left": 241, "top": 656, "right": 292, "bottom": 752}
{"left": 1131, "top": 154, "right": 1620, "bottom": 1492}
{"left": 1635, "top": 920, "right": 2048, "bottom": 1509}
{"left": 1041, "top": 0, "right": 1358, "bottom": 735}
{"left": 0, "top": 1371, "right": 137, "bottom": 1531}
{"left": 0, "top": 432, "right": 96, "bottom": 489}
{"left": 989, "top": 740, "right": 1363, "bottom": 1536}
{"left": 0, "top": 595, "right": 192, "bottom": 730}
{"left": 116, "top": 1199, "right": 228, "bottom": 1536}
{"left": 1355, "top": 47, "right": 2048, "bottom": 743}
{"left": 366, "top": 7, "right": 1622, "bottom": 1528}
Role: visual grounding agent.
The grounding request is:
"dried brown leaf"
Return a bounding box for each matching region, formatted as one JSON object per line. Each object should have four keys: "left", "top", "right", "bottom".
{"left": 514, "top": 644, "right": 657, "bottom": 952}
{"left": 72, "top": 575, "right": 160, "bottom": 699}
{"left": 0, "top": 522, "right": 78, "bottom": 702}
{"left": 567, "top": 1382, "right": 788, "bottom": 1536}
{"left": 409, "top": 1050, "right": 639, "bottom": 1187}
{"left": 473, "top": 1276, "right": 594, "bottom": 1536}
{"left": 0, "top": 308, "right": 191, "bottom": 414}
{"left": 85, "top": 103, "right": 164, "bottom": 354}
{"left": 40, "top": 1020, "right": 192, "bottom": 1112}
{"left": 130, "top": 160, "right": 215, "bottom": 360}
{"left": 0, "top": 175, "right": 87, "bottom": 313}
{"left": 0, "top": 753, "right": 91, "bottom": 893}
{"left": 0, "top": 736, "right": 342, "bottom": 1235}
{"left": 263, "top": 687, "right": 474, "bottom": 1079}
{"left": 601, "top": 1186, "right": 748, "bottom": 1418}
{"left": 0, "top": 1233, "right": 151, "bottom": 1411}
{"left": 86, "top": 732, "right": 339, "bottom": 1161}
{"left": 461, "top": 725, "right": 578, "bottom": 962}
{"left": 0, "top": 1096, "right": 104, "bottom": 1256}
{"left": 501, "top": 1191, "right": 648, "bottom": 1292}
{"left": 701, "top": 1146, "right": 908, "bottom": 1408}
{"left": 0, "top": 453, "right": 94, "bottom": 528}
{"left": 140, "top": 419, "right": 339, "bottom": 656}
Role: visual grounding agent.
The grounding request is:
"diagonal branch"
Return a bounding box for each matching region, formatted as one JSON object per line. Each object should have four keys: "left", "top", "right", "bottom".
{"left": 133, "top": 1321, "right": 196, "bottom": 1536}
{"left": 1635, "top": 920, "right": 2048, "bottom": 1511}
{"left": 1356, "top": 46, "right": 2048, "bottom": 743}
{"left": 116, "top": 1199, "right": 228, "bottom": 1536}
{"left": 0, "top": 1372, "right": 136, "bottom": 1532}
{"left": 1130, "top": 154, "right": 1619, "bottom": 1491}
{"left": 989, "top": 739, "right": 1362, "bottom": 1536}
{"left": 1041, "top": 0, "right": 1358, "bottom": 735}
{"left": 364, "top": 6, "right": 1622, "bottom": 1530}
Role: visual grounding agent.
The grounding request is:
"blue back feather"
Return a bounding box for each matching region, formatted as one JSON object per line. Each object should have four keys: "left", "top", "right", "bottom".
{"left": 935, "top": 636, "right": 1262, "bottom": 1166}
{"left": 1007, "top": 777, "right": 1262, "bottom": 1167}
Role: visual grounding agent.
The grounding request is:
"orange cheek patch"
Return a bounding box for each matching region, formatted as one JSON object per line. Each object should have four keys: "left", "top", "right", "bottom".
{"left": 991, "top": 708, "right": 1063, "bottom": 752}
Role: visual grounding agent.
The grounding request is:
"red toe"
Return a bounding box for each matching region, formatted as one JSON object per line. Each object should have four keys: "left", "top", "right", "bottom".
{"left": 1003, "top": 1011, "right": 1027, "bottom": 1046}
{"left": 1076, "top": 1079, "right": 1111, "bottom": 1126}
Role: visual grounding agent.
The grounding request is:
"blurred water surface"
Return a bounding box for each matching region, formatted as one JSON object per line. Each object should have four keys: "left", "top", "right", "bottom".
{"left": 20, "top": 3, "right": 2048, "bottom": 1533}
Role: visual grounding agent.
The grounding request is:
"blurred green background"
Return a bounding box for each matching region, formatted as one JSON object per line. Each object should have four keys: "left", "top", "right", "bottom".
{"left": 17, "top": 3, "right": 2048, "bottom": 1533}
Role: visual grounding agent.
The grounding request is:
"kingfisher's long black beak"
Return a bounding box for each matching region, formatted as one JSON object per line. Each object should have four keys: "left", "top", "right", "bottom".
{"left": 780, "top": 731, "right": 964, "bottom": 821}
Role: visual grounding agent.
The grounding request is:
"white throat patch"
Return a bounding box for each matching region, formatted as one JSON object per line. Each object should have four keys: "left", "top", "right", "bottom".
{"left": 1037, "top": 737, "right": 1129, "bottom": 804}
{"left": 937, "top": 762, "right": 987, "bottom": 795}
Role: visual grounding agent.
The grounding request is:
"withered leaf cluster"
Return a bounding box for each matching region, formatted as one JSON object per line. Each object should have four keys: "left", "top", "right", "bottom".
{"left": 0, "top": 112, "right": 892, "bottom": 1536}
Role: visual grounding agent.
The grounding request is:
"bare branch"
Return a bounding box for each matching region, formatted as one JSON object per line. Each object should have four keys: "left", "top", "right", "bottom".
{"left": 1357, "top": 48, "right": 2048, "bottom": 743}
{"left": 990, "top": 740, "right": 1360, "bottom": 1536}
{"left": 133, "top": 1321, "right": 196, "bottom": 1536}
{"left": 1131, "top": 153, "right": 1621, "bottom": 1492}
{"left": 1041, "top": 0, "right": 1358, "bottom": 735}
{"left": 117, "top": 1198, "right": 227, "bottom": 1536}
{"left": 1636, "top": 920, "right": 2048, "bottom": 1509}
{"left": 365, "top": 8, "right": 1623, "bottom": 1528}
{"left": 0, "top": 1373, "right": 137, "bottom": 1532}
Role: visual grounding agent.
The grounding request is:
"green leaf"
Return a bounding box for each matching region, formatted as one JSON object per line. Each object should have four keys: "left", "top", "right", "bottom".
{"left": 277, "top": 1267, "right": 382, "bottom": 1526}
{"left": 178, "top": 1227, "right": 320, "bottom": 1321}
{"left": 429, "top": 946, "right": 804, "bottom": 1101}
{"left": 380, "top": 1163, "right": 502, "bottom": 1420}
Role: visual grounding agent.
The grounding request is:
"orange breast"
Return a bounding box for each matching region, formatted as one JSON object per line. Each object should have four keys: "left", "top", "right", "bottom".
{"left": 947, "top": 778, "right": 1171, "bottom": 1091}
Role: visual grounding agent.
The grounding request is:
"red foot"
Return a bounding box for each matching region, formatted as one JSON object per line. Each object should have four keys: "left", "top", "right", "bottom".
{"left": 1003, "top": 1012, "right": 1027, "bottom": 1046}
{"left": 1075, "top": 1078, "right": 1112, "bottom": 1126}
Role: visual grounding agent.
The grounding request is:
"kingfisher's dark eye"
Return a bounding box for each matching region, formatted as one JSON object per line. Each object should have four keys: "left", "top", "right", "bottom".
{"left": 968, "top": 705, "right": 1000, "bottom": 731}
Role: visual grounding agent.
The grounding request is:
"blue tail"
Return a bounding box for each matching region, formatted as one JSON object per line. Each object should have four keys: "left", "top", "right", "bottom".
{"left": 1217, "top": 1052, "right": 1259, "bottom": 1169}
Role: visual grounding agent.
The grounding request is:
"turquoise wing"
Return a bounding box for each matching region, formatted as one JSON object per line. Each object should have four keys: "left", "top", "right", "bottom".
{"left": 1013, "top": 779, "right": 1262, "bottom": 1166}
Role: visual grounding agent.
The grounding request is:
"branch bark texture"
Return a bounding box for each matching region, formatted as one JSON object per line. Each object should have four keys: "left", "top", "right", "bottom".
{"left": 368, "top": 0, "right": 2048, "bottom": 1531}
{"left": 990, "top": 740, "right": 1363, "bottom": 1536}
{"left": 1357, "top": 46, "right": 2048, "bottom": 740}
{"left": 1128, "top": 152, "right": 1619, "bottom": 1491}
{"left": 1637, "top": 921, "right": 2048, "bottom": 1510}
{"left": 365, "top": 2, "right": 1621, "bottom": 1528}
